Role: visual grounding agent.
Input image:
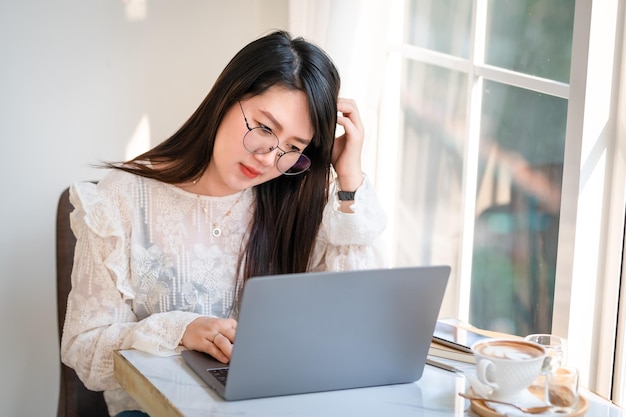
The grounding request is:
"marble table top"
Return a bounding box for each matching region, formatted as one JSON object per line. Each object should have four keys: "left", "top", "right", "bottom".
{"left": 113, "top": 349, "right": 623, "bottom": 417}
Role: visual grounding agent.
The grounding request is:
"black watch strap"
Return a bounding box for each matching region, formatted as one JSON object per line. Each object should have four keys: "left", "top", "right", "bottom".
{"left": 337, "top": 191, "right": 356, "bottom": 201}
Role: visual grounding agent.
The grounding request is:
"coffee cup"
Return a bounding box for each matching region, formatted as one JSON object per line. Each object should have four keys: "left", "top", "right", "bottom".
{"left": 471, "top": 338, "right": 546, "bottom": 400}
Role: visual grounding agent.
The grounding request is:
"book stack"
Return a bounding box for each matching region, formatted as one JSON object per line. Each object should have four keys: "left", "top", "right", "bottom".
{"left": 428, "top": 340, "right": 475, "bottom": 363}
{"left": 427, "top": 319, "right": 491, "bottom": 365}
{"left": 427, "top": 319, "right": 523, "bottom": 372}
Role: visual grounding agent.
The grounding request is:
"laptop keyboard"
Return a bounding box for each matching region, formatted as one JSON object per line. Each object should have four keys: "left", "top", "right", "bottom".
{"left": 208, "top": 367, "right": 229, "bottom": 385}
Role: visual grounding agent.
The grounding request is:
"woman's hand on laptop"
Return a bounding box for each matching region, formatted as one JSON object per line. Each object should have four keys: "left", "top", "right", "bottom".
{"left": 181, "top": 317, "right": 238, "bottom": 363}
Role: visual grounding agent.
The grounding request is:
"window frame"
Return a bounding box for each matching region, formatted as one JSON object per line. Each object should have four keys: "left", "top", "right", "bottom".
{"left": 604, "top": 0, "right": 626, "bottom": 404}
{"left": 553, "top": 0, "right": 625, "bottom": 400}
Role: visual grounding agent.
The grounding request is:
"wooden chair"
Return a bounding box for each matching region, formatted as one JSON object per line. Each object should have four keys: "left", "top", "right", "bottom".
{"left": 56, "top": 187, "right": 109, "bottom": 417}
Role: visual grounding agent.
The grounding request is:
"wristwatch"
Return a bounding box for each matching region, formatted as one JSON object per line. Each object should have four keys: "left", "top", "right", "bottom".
{"left": 337, "top": 191, "right": 356, "bottom": 201}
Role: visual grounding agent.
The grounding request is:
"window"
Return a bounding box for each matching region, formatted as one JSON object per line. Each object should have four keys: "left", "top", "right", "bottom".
{"left": 394, "top": 0, "right": 573, "bottom": 335}
{"left": 374, "top": 0, "right": 625, "bottom": 399}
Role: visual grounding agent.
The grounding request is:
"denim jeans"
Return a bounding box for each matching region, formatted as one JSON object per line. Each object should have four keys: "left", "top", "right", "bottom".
{"left": 115, "top": 411, "right": 149, "bottom": 417}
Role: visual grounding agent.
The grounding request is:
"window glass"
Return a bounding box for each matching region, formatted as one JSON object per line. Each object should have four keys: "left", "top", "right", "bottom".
{"left": 404, "top": 0, "right": 472, "bottom": 58}
{"left": 485, "top": 0, "right": 575, "bottom": 82}
{"left": 469, "top": 80, "right": 567, "bottom": 335}
{"left": 396, "top": 60, "right": 467, "bottom": 270}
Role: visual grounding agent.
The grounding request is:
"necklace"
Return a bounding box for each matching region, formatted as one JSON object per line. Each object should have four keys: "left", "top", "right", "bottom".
{"left": 197, "top": 191, "right": 244, "bottom": 237}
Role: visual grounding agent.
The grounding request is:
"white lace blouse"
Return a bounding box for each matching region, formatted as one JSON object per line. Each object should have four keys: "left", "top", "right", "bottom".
{"left": 61, "top": 169, "right": 387, "bottom": 416}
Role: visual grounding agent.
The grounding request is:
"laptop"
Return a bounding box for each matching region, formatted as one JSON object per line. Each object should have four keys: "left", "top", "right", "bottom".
{"left": 182, "top": 265, "right": 450, "bottom": 401}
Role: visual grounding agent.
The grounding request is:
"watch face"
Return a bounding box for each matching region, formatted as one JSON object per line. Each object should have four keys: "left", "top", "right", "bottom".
{"left": 338, "top": 191, "right": 355, "bottom": 201}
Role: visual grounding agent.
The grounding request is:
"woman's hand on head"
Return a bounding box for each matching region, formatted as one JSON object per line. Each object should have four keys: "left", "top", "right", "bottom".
{"left": 181, "top": 317, "right": 238, "bottom": 363}
{"left": 332, "top": 98, "right": 364, "bottom": 192}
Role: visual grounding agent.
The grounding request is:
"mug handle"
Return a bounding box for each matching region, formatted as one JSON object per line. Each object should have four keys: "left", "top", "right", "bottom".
{"left": 477, "top": 359, "right": 500, "bottom": 391}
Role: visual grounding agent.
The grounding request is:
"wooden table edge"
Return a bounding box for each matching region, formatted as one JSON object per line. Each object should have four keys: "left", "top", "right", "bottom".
{"left": 113, "top": 350, "right": 185, "bottom": 417}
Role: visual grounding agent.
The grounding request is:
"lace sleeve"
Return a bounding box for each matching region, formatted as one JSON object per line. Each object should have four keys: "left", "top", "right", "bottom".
{"left": 310, "top": 175, "right": 389, "bottom": 271}
{"left": 60, "top": 174, "right": 200, "bottom": 391}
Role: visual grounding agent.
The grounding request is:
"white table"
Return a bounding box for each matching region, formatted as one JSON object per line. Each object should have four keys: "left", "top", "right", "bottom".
{"left": 114, "top": 349, "right": 623, "bottom": 417}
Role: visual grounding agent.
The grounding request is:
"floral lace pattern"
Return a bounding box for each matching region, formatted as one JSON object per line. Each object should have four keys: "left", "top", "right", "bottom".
{"left": 61, "top": 169, "right": 387, "bottom": 416}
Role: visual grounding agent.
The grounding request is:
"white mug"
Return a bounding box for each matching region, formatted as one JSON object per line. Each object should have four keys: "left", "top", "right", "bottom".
{"left": 471, "top": 338, "right": 546, "bottom": 400}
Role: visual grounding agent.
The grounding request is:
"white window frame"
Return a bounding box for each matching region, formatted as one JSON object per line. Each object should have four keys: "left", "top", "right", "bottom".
{"left": 608, "top": 0, "right": 626, "bottom": 405}
{"left": 554, "top": 0, "right": 625, "bottom": 400}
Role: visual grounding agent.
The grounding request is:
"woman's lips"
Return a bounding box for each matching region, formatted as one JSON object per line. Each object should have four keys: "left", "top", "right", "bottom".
{"left": 240, "top": 164, "right": 260, "bottom": 179}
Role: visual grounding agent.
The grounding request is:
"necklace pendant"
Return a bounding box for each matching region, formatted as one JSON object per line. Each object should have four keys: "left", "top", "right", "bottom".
{"left": 212, "top": 225, "right": 222, "bottom": 237}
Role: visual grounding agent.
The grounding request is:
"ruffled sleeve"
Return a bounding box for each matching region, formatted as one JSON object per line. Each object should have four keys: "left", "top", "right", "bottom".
{"left": 310, "top": 175, "right": 388, "bottom": 271}
{"left": 60, "top": 171, "right": 201, "bottom": 391}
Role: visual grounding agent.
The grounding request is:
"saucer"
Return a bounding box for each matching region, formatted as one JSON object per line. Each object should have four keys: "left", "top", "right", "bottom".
{"left": 466, "top": 388, "right": 589, "bottom": 417}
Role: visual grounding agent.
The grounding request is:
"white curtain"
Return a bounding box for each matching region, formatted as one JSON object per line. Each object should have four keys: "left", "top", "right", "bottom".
{"left": 289, "top": 0, "right": 395, "bottom": 183}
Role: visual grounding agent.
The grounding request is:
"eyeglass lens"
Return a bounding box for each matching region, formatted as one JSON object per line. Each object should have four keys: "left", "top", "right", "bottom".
{"left": 243, "top": 128, "right": 311, "bottom": 175}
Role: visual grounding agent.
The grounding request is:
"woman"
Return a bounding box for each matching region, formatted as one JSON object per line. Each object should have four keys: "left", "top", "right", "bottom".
{"left": 61, "top": 31, "right": 387, "bottom": 417}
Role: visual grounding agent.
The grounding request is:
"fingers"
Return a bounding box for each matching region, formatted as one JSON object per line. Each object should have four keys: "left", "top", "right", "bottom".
{"left": 212, "top": 333, "right": 234, "bottom": 362}
{"left": 215, "top": 321, "right": 236, "bottom": 343}
{"left": 333, "top": 98, "right": 364, "bottom": 186}
{"left": 181, "top": 317, "right": 238, "bottom": 363}
{"left": 336, "top": 98, "right": 364, "bottom": 138}
{"left": 208, "top": 318, "right": 236, "bottom": 362}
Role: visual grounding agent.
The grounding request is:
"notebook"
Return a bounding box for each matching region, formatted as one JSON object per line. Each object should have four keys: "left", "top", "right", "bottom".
{"left": 182, "top": 265, "right": 450, "bottom": 401}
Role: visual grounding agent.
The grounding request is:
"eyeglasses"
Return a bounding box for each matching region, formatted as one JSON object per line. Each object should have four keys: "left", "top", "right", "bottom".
{"left": 238, "top": 102, "right": 311, "bottom": 175}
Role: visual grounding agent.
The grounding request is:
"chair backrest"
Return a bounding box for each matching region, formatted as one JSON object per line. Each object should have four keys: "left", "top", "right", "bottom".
{"left": 56, "top": 187, "right": 109, "bottom": 417}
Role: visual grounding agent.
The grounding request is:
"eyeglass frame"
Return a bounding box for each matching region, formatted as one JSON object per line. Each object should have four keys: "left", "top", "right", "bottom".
{"left": 238, "top": 101, "right": 311, "bottom": 175}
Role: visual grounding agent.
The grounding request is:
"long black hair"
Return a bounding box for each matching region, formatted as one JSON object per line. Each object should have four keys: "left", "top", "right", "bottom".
{"left": 110, "top": 31, "right": 340, "bottom": 293}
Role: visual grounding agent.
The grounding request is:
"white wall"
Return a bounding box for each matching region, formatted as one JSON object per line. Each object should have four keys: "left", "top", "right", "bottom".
{"left": 0, "top": 1, "right": 288, "bottom": 415}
